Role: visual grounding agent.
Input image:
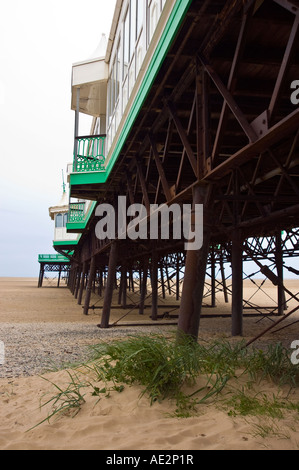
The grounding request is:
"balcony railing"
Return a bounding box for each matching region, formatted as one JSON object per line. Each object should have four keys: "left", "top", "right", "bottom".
{"left": 68, "top": 202, "right": 86, "bottom": 222}
{"left": 73, "top": 135, "right": 106, "bottom": 173}
{"left": 38, "top": 254, "right": 70, "bottom": 262}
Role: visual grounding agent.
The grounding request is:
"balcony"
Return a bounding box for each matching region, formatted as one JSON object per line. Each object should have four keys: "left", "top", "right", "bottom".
{"left": 68, "top": 202, "right": 85, "bottom": 222}
{"left": 66, "top": 200, "right": 97, "bottom": 233}
{"left": 70, "top": 135, "right": 107, "bottom": 199}
{"left": 73, "top": 135, "right": 106, "bottom": 173}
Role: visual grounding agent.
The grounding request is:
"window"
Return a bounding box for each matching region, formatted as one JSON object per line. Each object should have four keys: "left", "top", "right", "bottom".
{"left": 108, "top": 40, "right": 121, "bottom": 121}
{"left": 107, "top": 79, "right": 111, "bottom": 120}
{"left": 123, "top": 8, "right": 129, "bottom": 80}
{"left": 130, "top": 0, "right": 136, "bottom": 60}
{"left": 123, "top": 1, "right": 142, "bottom": 80}
{"left": 147, "top": 0, "right": 164, "bottom": 45}
{"left": 55, "top": 213, "right": 63, "bottom": 228}
{"left": 137, "top": 0, "right": 144, "bottom": 38}
{"left": 63, "top": 213, "right": 68, "bottom": 226}
{"left": 116, "top": 41, "right": 121, "bottom": 101}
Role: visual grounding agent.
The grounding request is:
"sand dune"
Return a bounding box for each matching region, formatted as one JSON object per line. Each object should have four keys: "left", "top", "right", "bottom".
{"left": 0, "top": 277, "right": 299, "bottom": 450}
{"left": 1, "top": 369, "right": 299, "bottom": 450}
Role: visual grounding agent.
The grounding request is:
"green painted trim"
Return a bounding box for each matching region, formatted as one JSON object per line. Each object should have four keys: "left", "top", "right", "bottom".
{"left": 69, "top": 0, "right": 191, "bottom": 189}
{"left": 66, "top": 201, "right": 97, "bottom": 232}
{"left": 53, "top": 239, "right": 80, "bottom": 247}
{"left": 66, "top": 222, "right": 86, "bottom": 231}
{"left": 70, "top": 171, "right": 106, "bottom": 187}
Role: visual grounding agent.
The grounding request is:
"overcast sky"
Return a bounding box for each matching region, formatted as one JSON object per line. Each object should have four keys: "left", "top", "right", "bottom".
{"left": 0, "top": 0, "right": 116, "bottom": 277}
{"left": 0, "top": 0, "right": 297, "bottom": 282}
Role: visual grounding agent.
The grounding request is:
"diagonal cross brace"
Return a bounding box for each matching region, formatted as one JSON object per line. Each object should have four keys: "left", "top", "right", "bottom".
{"left": 198, "top": 53, "right": 258, "bottom": 143}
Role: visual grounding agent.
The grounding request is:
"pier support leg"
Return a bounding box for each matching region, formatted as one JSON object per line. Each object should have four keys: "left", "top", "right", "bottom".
{"left": 67, "top": 267, "right": 72, "bottom": 289}
{"left": 139, "top": 259, "right": 149, "bottom": 315}
{"left": 129, "top": 269, "right": 134, "bottom": 293}
{"left": 38, "top": 264, "right": 45, "bottom": 288}
{"left": 160, "top": 265, "right": 165, "bottom": 299}
{"left": 71, "top": 266, "right": 78, "bottom": 295}
{"left": 121, "top": 264, "right": 127, "bottom": 308}
{"left": 118, "top": 270, "right": 123, "bottom": 305}
{"left": 100, "top": 242, "right": 118, "bottom": 328}
{"left": 275, "top": 231, "right": 286, "bottom": 315}
{"left": 57, "top": 266, "right": 62, "bottom": 288}
{"left": 84, "top": 257, "right": 96, "bottom": 315}
{"left": 98, "top": 269, "right": 103, "bottom": 297}
{"left": 74, "top": 265, "right": 81, "bottom": 299}
{"left": 178, "top": 185, "right": 210, "bottom": 339}
{"left": 231, "top": 230, "right": 243, "bottom": 336}
{"left": 166, "top": 265, "right": 171, "bottom": 295}
{"left": 220, "top": 253, "right": 229, "bottom": 303}
{"left": 151, "top": 252, "right": 158, "bottom": 321}
{"left": 176, "top": 254, "right": 180, "bottom": 301}
{"left": 78, "top": 261, "right": 87, "bottom": 305}
{"left": 211, "top": 245, "right": 216, "bottom": 308}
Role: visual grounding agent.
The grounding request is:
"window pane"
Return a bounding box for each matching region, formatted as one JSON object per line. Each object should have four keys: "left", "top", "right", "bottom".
{"left": 107, "top": 79, "right": 111, "bottom": 119}
{"left": 123, "top": 76, "right": 128, "bottom": 111}
{"left": 123, "top": 8, "right": 129, "bottom": 79}
{"left": 112, "top": 58, "right": 116, "bottom": 110}
{"left": 116, "top": 41, "right": 121, "bottom": 100}
{"left": 130, "top": 0, "right": 136, "bottom": 59}
{"left": 56, "top": 214, "right": 63, "bottom": 228}
{"left": 149, "top": 0, "right": 158, "bottom": 42}
{"left": 137, "top": 0, "right": 144, "bottom": 36}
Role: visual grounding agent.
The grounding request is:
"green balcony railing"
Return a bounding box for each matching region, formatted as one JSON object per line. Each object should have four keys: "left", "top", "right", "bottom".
{"left": 67, "top": 201, "right": 97, "bottom": 233}
{"left": 38, "top": 254, "right": 70, "bottom": 263}
{"left": 68, "top": 202, "right": 86, "bottom": 222}
{"left": 73, "top": 135, "right": 106, "bottom": 173}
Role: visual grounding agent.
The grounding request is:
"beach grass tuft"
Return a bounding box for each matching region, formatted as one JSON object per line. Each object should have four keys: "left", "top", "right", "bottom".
{"left": 32, "top": 332, "right": 299, "bottom": 431}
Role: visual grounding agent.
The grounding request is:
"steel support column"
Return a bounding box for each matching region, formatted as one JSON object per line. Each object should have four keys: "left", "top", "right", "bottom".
{"left": 38, "top": 264, "right": 44, "bottom": 288}
{"left": 139, "top": 259, "right": 149, "bottom": 315}
{"left": 231, "top": 230, "right": 243, "bottom": 336}
{"left": 78, "top": 261, "right": 87, "bottom": 305}
{"left": 151, "top": 252, "right": 158, "bottom": 321}
{"left": 121, "top": 264, "right": 127, "bottom": 308}
{"left": 178, "top": 185, "right": 211, "bottom": 339}
{"left": 100, "top": 242, "right": 118, "bottom": 328}
{"left": 57, "top": 265, "right": 62, "bottom": 288}
{"left": 74, "top": 264, "right": 82, "bottom": 299}
{"left": 275, "top": 231, "right": 286, "bottom": 316}
{"left": 83, "top": 257, "right": 96, "bottom": 315}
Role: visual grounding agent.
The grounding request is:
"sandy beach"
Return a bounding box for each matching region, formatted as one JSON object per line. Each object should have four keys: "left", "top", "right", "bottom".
{"left": 0, "top": 277, "right": 299, "bottom": 450}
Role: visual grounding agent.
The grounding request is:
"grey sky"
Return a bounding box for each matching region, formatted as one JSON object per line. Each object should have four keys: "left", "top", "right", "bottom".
{"left": 0, "top": 0, "right": 116, "bottom": 277}
{"left": 0, "top": 0, "right": 297, "bottom": 280}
